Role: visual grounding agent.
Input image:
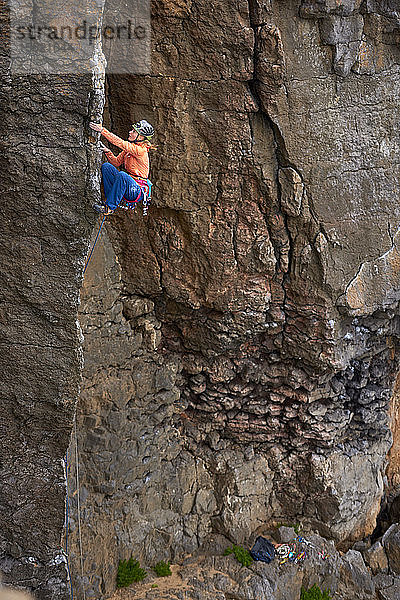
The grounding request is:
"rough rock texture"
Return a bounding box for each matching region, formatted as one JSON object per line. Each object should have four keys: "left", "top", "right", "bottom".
{"left": 106, "top": 529, "right": 395, "bottom": 600}
{"left": 382, "top": 524, "right": 400, "bottom": 575}
{"left": 365, "top": 541, "right": 388, "bottom": 575}
{"left": 65, "top": 0, "right": 400, "bottom": 596}
{"left": 106, "top": 0, "right": 400, "bottom": 538}
{"left": 375, "top": 575, "right": 400, "bottom": 600}
{"left": 3, "top": 0, "right": 400, "bottom": 598}
{"left": 69, "top": 230, "right": 278, "bottom": 597}
{"left": 384, "top": 375, "right": 400, "bottom": 527}
{"left": 0, "top": 3, "right": 105, "bottom": 599}
{"left": 68, "top": 231, "right": 185, "bottom": 598}
{"left": 99, "top": 524, "right": 400, "bottom": 600}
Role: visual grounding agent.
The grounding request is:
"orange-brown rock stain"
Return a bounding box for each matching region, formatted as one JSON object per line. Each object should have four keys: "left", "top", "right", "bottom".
{"left": 387, "top": 246, "right": 400, "bottom": 276}
{"left": 387, "top": 372, "right": 400, "bottom": 490}
{"left": 346, "top": 274, "right": 366, "bottom": 311}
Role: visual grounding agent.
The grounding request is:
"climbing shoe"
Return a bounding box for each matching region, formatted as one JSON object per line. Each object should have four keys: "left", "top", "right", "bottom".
{"left": 93, "top": 203, "right": 114, "bottom": 215}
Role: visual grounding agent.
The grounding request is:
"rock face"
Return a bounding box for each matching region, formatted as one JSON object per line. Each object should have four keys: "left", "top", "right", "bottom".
{"left": 66, "top": 0, "right": 400, "bottom": 595}
{"left": 105, "top": 527, "right": 398, "bottom": 600}
{"left": 3, "top": 0, "right": 400, "bottom": 598}
{"left": 365, "top": 541, "right": 388, "bottom": 575}
{"left": 0, "top": 73, "right": 99, "bottom": 599}
{"left": 383, "top": 524, "right": 400, "bottom": 575}
{"left": 0, "top": 3, "right": 105, "bottom": 599}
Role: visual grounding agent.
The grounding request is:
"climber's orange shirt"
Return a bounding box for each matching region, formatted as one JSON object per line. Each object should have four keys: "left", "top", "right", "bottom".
{"left": 101, "top": 127, "right": 150, "bottom": 179}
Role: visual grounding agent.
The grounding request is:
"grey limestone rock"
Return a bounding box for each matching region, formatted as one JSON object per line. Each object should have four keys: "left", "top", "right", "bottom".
{"left": 365, "top": 541, "right": 389, "bottom": 575}
{"left": 276, "top": 526, "right": 297, "bottom": 543}
{"left": 375, "top": 578, "right": 400, "bottom": 600}
{"left": 3, "top": 0, "right": 400, "bottom": 597}
{"left": 339, "top": 550, "right": 375, "bottom": 596}
{"left": 383, "top": 524, "right": 400, "bottom": 575}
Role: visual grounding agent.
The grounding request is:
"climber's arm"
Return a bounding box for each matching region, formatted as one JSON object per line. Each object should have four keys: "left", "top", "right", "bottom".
{"left": 96, "top": 139, "right": 125, "bottom": 168}
{"left": 102, "top": 128, "right": 146, "bottom": 156}
{"left": 90, "top": 121, "right": 146, "bottom": 156}
{"left": 104, "top": 147, "right": 126, "bottom": 167}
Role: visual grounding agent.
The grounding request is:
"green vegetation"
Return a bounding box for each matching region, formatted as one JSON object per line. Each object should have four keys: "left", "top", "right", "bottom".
{"left": 153, "top": 560, "right": 172, "bottom": 577}
{"left": 151, "top": 584, "right": 158, "bottom": 588}
{"left": 300, "top": 584, "right": 331, "bottom": 600}
{"left": 293, "top": 522, "right": 302, "bottom": 535}
{"left": 223, "top": 544, "right": 253, "bottom": 568}
{"left": 277, "top": 521, "right": 302, "bottom": 535}
{"left": 116, "top": 557, "right": 147, "bottom": 587}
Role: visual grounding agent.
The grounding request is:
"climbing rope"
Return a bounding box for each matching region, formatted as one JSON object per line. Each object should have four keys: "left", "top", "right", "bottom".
{"left": 74, "top": 418, "right": 87, "bottom": 600}
{"left": 64, "top": 451, "right": 73, "bottom": 600}
{"left": 83, "top": 215, "right": 107, "bottom": 275}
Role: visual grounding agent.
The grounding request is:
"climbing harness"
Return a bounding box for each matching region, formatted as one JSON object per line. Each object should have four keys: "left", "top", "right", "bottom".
{"left": 83, "top": 214, "right": 107, "bottom": 275}
{"left": 142, "top": 178, "right": 152, "bottom": 216}
{"left": 86, "top": 174, "right": 153, "bottom": 275}
{"left": 120, "top": 176, "right": 153, "bottom": 216}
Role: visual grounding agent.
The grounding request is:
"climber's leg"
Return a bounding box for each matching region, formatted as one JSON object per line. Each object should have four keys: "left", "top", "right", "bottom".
{"left": 94, "top": 164, "right": 143, "bottom": 213}
{"left": 94, "top": 163, "right": 119, "bottom": 213}
{"left": 101, "top": 162, "right": 120, "bottom": 198}
{"left": 104, "top": 171, "right": 142, "bottom": 210}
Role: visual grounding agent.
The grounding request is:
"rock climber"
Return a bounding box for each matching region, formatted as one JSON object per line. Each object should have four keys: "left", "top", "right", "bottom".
{"left": 89, "top": 120, "right": 155, "bottom": 215}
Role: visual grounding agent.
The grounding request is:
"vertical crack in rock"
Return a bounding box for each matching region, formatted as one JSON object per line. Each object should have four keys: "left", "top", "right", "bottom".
{"left": 247, "top": 0, "right": 292, "bottom": 277}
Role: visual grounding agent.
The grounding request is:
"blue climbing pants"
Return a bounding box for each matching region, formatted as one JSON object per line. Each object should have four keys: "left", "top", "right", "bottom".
{"left": 101, "top": 162, "right": 143, "bottom": 210}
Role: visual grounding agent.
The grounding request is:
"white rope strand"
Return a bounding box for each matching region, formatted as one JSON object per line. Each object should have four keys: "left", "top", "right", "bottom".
{"left": 74, "top": 418, "right": 86, "bottom": 600}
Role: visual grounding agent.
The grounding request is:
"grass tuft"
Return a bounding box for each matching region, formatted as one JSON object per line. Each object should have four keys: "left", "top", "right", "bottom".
{"left": 224, "top": 544, "right": 253, "bottom": 568}
{"left": 300, "top": 584, "right": 331, "bottom": 600}
{"left": 116, "top": 557, "right": 147, "bottom": 587}
{"left": 153, "top": 560, "right": 172, "bottom": 577}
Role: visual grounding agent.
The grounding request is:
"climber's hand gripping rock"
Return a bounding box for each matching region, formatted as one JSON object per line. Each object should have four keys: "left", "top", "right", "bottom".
{"left": 90, "top": 122, "right": 103, "bottom": 132}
